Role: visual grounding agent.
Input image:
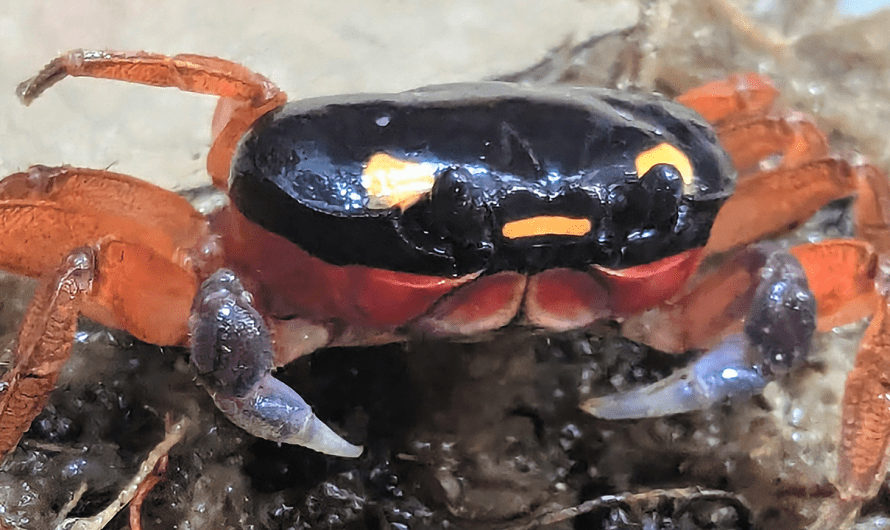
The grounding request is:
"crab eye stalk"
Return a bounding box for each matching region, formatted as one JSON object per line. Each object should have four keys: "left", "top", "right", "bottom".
{"left": 634, "top": 143, "right": 695, "bottom": 193}
{"left": 428, "top": 167, "right": 491, "bottom": 246}
{"left": 639, "top": 163, "right": 684, "bottom": 226}
{"left": 398, "top": 166, "right": 495, "bottom": 274}
{"left": 611, "top": 162, "right": 685, "bottom": 264}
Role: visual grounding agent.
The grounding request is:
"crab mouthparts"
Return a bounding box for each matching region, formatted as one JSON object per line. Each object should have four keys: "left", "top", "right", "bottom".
{"left": 501, "top": 215, "right": 592, "bottom": 239}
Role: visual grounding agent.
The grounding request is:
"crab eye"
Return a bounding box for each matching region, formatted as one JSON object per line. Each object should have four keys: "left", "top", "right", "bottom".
{"left": 640, "top": 163, "right": 684, "bottom": 224}
{"left": 634, "top": 143, "right": 694, "bottom": 191}
{"left": 615, "top": 159, "right": 685, "bottom": 265}
{"left": 361, "top": 152, "right": 437, "bottom": 210}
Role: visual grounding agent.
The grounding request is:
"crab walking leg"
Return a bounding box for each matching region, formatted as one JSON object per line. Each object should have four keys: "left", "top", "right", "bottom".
{"left": 677, "top": 74, "right": 829, "bottom": 172}
{"left": 714, "top": 112, "right": 830, "bottom": 173}
{"left": 0, "top": 165, "right": 215, "bottom": 346}
{"left": 0, "top": 249, "right": 94, "bottom": 455}
{"left": 836, "top": 292, "right": 890, "bottom": 500}
{"left": 832, "top": 164, "right": 890, "bottom": 497}
{"left": 584, "top": 252, "right": 816, "bottom": 418}
{"left": 190, "top": 270, "right": 363, "bottom": 458}
{"left": 809, "top": 167, "right": 890, "bottom": 528}
{"left": 855, "top": 163, "right": 890, "bottom": 255}
{"left": 675, "top": 73, "right": 779, "bottom": 124}
{"left": 679, "top": 73, "right": 861, "bottom": 256}
{"left": 808, "top": 292, "right": 890, "bottom": 530}
{"left": 16, "top": 50, "right": 287, "bottom": 188}
{"left": 0, "top": 165, "right": 212, "bottom": 278}
{"left": 705, "top": 159, "right": 858, "bottom": 255}
{"left": 790, "top": 240, "right": 879, "bottom": 332}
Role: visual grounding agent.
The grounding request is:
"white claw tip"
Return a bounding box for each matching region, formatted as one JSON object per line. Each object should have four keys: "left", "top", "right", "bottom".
{"left": 581, "top": 334, "right": 769, "bottom": 420}
{"left": 297, "top": 415, "right": 364, "bottom": 458}
{"left": 211, "top": 375, "right": 364, "bottom": 458}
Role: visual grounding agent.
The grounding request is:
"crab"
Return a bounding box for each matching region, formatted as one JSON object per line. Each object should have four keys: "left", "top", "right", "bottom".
{"left": 0, "top": 50, "right": 888, "bottom": 525}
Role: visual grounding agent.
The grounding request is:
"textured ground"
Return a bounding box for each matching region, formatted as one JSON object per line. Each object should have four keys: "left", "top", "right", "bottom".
{"left": 2, "top": 1, "right": 890, "bottom": 529}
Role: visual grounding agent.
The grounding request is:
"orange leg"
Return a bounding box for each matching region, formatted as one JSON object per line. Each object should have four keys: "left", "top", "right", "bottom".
{"left": 836, "top": 291, "right": 890, "bottom": 501}
{"left": 676, "top": 72, "right": 779, "bottom": 124}
{"left": 0, "top": 165, "right": 212, "bottom": 277}
{"left": 854, "top": 163, "right": 890, "bottom": 255}
{"left": 0, "top": 165, "right": 214, "bottom": 346}
{"left": 807, "top": 295, "right": 890, "bottom": 530}
{"left": 706, "top": 159, "right": 859, "bottom": 255}
{"left": 714, "top": 111, "right": 830, "bottom": 173}
{"left": 0, "top": 248, "right": 94, "bottom": 456}
{"left": 677, "top": 74, "right": 857, "bottom": 256}
{"left": 622, "top": 239, "right": 878, "bottom": 354}
{"left": 0, "top": 165, "right": 217, "bottom": 344}
{"left": 805, "top": 164, "right": 890, "bottom": 528}
{"left": 17, "top": 50, "right": 288, "bottom": 188}
{"left": 0, "top": 163, "right": 218, "bottom": 458}
{"left": 789, "top": 240, "right": 880, "bottom": 332}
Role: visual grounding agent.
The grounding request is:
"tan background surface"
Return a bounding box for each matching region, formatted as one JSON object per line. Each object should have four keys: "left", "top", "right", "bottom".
{"left": 0, "top": 1, "right": 637, "bottom": 190}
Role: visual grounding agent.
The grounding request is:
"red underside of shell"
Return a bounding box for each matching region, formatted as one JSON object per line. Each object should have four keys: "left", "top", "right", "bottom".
{"left": 219, "top": 206, "right": 703, "bottom": 337}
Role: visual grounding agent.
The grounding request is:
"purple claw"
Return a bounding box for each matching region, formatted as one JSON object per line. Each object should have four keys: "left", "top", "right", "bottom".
{"left": 582, "top": 334, "right": 768, "bottom": 418}
{"left": 190, "top": 269, "right": 362, "bottom": 457}
{"left": 583, "top": 250, "right": 816, "bottom": 419}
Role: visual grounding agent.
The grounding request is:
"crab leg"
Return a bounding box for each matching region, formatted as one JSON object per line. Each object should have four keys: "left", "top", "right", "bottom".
{"left": 0, "top": 164, "right": 217, "bottom": 457}
{"left": 0, "top": 249, "right": 94, "bottom": 455}
{"left": 854, "top": 163, "right": 890, "bottom": 255}
{"left": 705, "top": 154, "right": 858, "bottom": 256}
{"left": 0, "top": 165, "right": 212, "bottom": 277}
{"left": 677, "top": 74, "right": 863, "bottom": 256}
{"left": 675, "top": 73, "right": 779, "bottom": 124}
{"left": 16, "top": 49, "right": 287, "bottom": 188}
{"left": 190, "top": 270, "right": 363, "bottom": 458}
{"left": 807, "top": 166, "right": 890, "bottom": 528}
{"left": 836, "top": 292, "right": 890, "bottom": 500}
{"left": 807, "top": 292, "right": 890, "bottom": 530}
{"left": 677, "top": 73, "right": 829, "bottom": 172}
{"left": 584, "top": 251, "right": 816, "bottom": 418}
{"left": 714, "top": 112, "right": 830, "bottom": 173}
{"left": 0, "top": 165, "right": 215, "bottom": 345}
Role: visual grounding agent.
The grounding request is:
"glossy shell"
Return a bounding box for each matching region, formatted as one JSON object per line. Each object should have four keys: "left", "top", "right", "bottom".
{"left": 230, "top": 83, "right": 735, "bottom": 277}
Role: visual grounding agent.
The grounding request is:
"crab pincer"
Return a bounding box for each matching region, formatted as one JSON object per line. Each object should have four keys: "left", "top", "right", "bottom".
{"left": 583, "top": 250, "right": 817, "bottom": 418}
{"left": 190, "top": 270, "right": 363, "bottom": 457}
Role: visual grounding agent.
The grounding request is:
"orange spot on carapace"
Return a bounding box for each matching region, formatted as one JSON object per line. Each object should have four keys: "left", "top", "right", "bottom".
{"left": 501, "top": 216, "right": 592, "bottom": 239}
{"left": 361, "top": 153, "right": 436, "bottom": 210}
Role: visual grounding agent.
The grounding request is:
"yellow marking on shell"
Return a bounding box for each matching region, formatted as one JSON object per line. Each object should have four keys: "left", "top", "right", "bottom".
{"left": 502, "top": 216, "right": 592, "bottom": 239}
{"left": 634, "top": 143, "right": 694, "bottom": 189}
{"left": 361, "top": 153, "right": 437, "bottom": 210}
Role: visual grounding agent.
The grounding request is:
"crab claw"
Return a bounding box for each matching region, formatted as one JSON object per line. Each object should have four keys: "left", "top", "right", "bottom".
{"left": 581, "top": 334, "right": 768, "bottom": 418}
{"left": 190, "top": 269, "right": 362, "bottom": 458}
{"left": 211, "top": 374, "right": 364, "bottom": 458}
{"left": 583, "top": 251, "right": 816, "bottom": 419}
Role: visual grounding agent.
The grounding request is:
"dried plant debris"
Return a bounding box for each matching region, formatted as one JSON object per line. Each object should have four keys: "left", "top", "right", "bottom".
{"left": 2, "top": 0, "right": 890, "bottom": 529}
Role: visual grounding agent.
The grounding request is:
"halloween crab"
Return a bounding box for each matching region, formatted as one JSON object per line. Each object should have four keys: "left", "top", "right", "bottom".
{"left": 0, "top": 50, "right": 888, "bottom": 521}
